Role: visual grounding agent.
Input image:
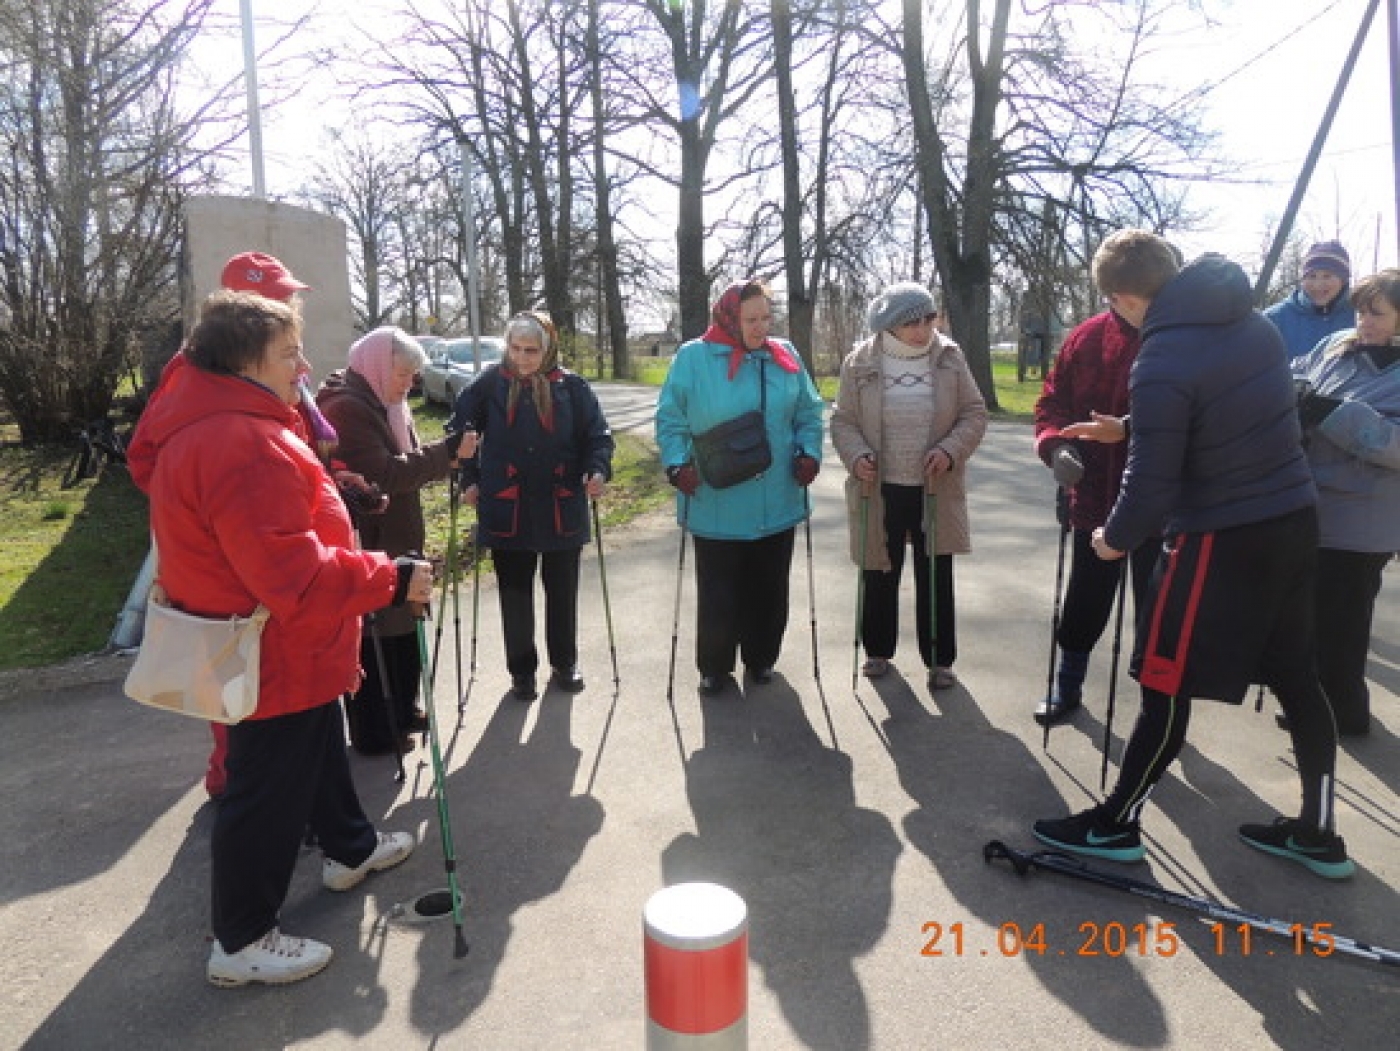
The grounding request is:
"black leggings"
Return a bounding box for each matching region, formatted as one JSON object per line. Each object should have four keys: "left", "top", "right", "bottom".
{"left": 1104, "top": 683, "right": 1340, "bottom": 831}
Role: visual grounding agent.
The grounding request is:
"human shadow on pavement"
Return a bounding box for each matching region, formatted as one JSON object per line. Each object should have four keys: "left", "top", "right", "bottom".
{"left": 394, "top": 688, "right": 605, "bottom": 1037}
{"left": 0, "top": 685, "right": 206, "bottom": 906}
{"left": 661, "top": 675, "right": 901, "bottom": 1051}
{"left": 1160, "top": 730, "right": 1400, "bottom": 1050}
{"left": 869, "top": 672, "right": 1174, "bottom": 1046}
{"left": 23, "top": 797, "right": 398, "bottom": 1049}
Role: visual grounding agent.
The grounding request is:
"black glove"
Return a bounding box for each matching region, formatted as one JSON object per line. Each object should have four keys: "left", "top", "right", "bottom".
{"left": 340, "top": 480, "right": 387, "bottom": 520}
{"left": 667, "top": 463, "right": 700, "bottom": 497}
{"left": 1298, "top": 391, "right": 1342, "bottom": 430}
{"left": 793, "top": 454, "right": 819, "bottom": 487}
{"left": 1051, "top": 444, "right": 1085, "bottom": 487}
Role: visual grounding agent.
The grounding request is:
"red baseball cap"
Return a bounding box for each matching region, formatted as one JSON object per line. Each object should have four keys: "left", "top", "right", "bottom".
{"left": 220, "top": 251, "right": 311, "bottom": 301}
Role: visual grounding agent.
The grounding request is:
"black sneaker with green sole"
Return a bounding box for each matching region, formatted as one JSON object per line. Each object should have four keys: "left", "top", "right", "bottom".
{"left": 1032, "top": 807, "right": 1145, "bottom": 863}
{"left": 1237, "top": 817, "right": 1356, "bottom": 880}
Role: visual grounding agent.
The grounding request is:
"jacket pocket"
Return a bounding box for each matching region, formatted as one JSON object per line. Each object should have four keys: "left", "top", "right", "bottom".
{"left": 483, "top": 482, "right": 521, "bottom": 540}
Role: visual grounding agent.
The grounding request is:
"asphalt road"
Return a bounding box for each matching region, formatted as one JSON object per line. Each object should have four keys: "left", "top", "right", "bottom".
{"left": 3, "top": 419, "right": 1397, "bottom": 1050}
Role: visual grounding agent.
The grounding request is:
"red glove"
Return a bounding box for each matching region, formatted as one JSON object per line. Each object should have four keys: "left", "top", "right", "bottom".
{"left": 667, "top": 463, "right": 700, "bottom": 497}
{"left": 793, "top": 455, "right": 819, "bottom": 487}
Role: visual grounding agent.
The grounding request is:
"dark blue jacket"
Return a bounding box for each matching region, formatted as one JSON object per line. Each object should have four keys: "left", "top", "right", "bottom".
{"left": 1104, "top": 255, "right": 1316, "bottom": 553}
{"left": 449, "top": 365, "right": 614, "bottom": 552}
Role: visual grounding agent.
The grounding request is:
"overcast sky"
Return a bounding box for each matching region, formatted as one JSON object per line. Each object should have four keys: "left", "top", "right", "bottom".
{"left": 202, "top": 0, "right": 1398, "bottom": 279}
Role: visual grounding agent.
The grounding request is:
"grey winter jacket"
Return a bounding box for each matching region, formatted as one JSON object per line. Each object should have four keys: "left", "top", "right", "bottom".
{"left": 1293, "top": 332, "right": 1400, "bottom": 552}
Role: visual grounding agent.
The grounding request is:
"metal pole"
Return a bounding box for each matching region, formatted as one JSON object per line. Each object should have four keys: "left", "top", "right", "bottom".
{"left": 1389, "top": 0, "right": 1400, "bottom": 262}
{"left": 237, "top": 0, "right": 267, "bottom": 198}
{"left": 1254, "top": 0, "right": 1382, "bottom": 301}
{"left": 457, "top": 136, "right": 484, "bottom": 371}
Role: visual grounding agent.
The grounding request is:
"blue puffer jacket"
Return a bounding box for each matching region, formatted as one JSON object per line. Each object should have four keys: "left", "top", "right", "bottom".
{"left": 1263, "top": 288, "right": 1355, "bottom": 359}
{"left": 1293, "top": 332, "right": 1400, "bottom": 552}
{"left": 655, "top": 339, "right": 825, "bottom": 541}
{"left": 1105, "top": 254, "right": 1316, "bottom": 552}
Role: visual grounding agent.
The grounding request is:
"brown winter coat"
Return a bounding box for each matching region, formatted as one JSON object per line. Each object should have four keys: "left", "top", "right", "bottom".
{"left": 829, "top": 332, "right": 988, "bottom": 570}
{"left": 317, "top": 368, "right": 456, "bottom": 635}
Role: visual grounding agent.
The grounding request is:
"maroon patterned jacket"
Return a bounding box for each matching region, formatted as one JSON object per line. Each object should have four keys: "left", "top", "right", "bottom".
{"left": 1033, "top": 310, "right": 1141, "bottom": 531}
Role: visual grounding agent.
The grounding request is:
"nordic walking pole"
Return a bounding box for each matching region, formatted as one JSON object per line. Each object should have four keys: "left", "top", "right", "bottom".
{"left": 665, "top": 496, "right": 689, "bottom": 703}
{"left": 1042, "top": 487, "right": 1071, "bottom": 752}
{"left": 592, "top": 498, "right": 621, "bottom": 687}
{"left": 415, "top": 609, "right": 469, "bottom": 959}
{"left": 366, "top": 611, "right": 406, "bottom": 783}
{"left": 803, "top": 488, "right": 820, "bottom": 684}
{"left": 431, "top": 472, "right": 461, "bottom": 690}
{"left": 1099, "top": 559, "right": 1130, "bottom": 792}
{"left": 984, "top": 840, "right": 1400, "bottom": 967}
{"left": 852, "top": 479, "right": 872, "bottom": 690}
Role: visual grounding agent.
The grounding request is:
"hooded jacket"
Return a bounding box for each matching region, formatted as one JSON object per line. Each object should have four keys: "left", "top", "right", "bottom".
{"left": 1263, "top": 287, "right": 1356, "bottom": 360}
{"left": 1104, "top": 255, "right": 1316, "bottom": 554}
{"left": 128, "top": 363, "right": 400, "bottom": 719}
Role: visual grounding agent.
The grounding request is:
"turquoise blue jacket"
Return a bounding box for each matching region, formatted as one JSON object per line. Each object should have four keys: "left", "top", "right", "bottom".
{"left": 655, "top": 338, "right": 825, "bottom": 540}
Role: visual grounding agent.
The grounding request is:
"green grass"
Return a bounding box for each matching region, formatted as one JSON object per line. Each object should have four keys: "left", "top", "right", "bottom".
{"left": 634, "top": 350, "right": 1037, "bottom": 420}
{"left": 991, "top": 354, "right": 1042, "bottom": 421}
{"left": 0, "top": 443, "right": 150, "bottom": 671}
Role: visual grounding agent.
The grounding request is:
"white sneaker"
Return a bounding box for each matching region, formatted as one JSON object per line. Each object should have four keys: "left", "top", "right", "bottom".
{"left": 322, "top": 830, "right": 416, "bottom": 892}
{"left": 207, "top": 927, "right": 332, "bottom": 987}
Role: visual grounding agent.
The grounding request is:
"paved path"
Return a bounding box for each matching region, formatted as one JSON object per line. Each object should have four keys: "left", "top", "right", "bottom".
{"left": 3, "top": 420, "right": 1397, "bottom": 1049}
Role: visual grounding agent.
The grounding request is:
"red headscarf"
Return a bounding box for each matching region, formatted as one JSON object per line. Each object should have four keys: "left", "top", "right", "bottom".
{"left": 701, "top": 280, "right": 802, "bottom": 380}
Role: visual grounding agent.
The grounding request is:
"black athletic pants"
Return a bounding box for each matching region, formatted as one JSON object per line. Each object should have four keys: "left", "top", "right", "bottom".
{"left": 1057, "top": 528, "right": 1157, "bottom": 655}
{"left": 212, "top": 703, "right": 378, "bottom": 954}
{"left": 1103, "top": 513, "right": 1339, "bottom": 832}
{"left": 693, "top": 528, "right": 795, "bottom": 678}
{"left": 861, "top": 483, "right": 956, "bottom": 669}
{"left": 493, "top": 546, "right": 582, "bottom": 678}
{"left": 1314, "top": 547, "right": 1389, "bottom": 734}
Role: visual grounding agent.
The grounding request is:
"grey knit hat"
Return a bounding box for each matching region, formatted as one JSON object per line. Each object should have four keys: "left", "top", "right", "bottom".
{"left": 867, "top": 282, "right": 937, "bottom": 333}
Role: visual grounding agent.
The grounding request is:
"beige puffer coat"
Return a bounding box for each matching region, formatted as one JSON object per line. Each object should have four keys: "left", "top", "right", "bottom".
{"left": 829, "top": 332, "right": 988, "bottom": 570}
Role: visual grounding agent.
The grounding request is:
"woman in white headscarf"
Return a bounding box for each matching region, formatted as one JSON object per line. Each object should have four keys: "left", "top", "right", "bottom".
{"left": 317, "top": 327, "right": 473, "bottom": 754}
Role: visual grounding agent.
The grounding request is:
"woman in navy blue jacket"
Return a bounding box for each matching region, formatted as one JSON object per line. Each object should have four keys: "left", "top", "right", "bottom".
{"left": 450, "top": 312, "right": 614, "bottom": 700}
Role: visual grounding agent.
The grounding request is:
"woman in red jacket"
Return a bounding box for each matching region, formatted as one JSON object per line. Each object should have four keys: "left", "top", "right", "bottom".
{"left": 128, "top": 291, "right": 434, "bottom": 988}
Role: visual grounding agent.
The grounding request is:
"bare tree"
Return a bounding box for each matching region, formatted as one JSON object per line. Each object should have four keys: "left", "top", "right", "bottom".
{"left": 900, "top": 0, "right": 1210, "bottom": 407}
{"left": 305, "top": 134, "right": 416, "bottom": 331}
{"left": 625, "top": 0, "right": 772, "bottom": 338}
{"left": 0, "top": 0, "right": 226, "bottom": 441}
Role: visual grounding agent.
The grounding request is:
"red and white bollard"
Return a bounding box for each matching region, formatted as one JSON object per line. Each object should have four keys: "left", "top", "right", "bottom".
{"left": 644, "top": 882, "right": 748, "bottom": 1049}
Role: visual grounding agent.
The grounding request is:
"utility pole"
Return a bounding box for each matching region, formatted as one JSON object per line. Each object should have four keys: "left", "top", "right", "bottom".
{"left": 238, "top": 0, "right": 267, "bottom": 198}
{"left": 1389, "top": 0, "right": 1399, "bottom": 260}
{"left": 1254, "top": 0, "right": 1382, "bottom": 301}
{"left": 458, "top": 135, "right": 483, "bottom": 371}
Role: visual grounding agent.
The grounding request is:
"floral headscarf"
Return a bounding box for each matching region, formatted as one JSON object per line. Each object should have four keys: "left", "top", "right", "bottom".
{"left": 701, "top": 279, "right": 802, "bottom": 380}
{"left": 502, "top": 311, "right": 563, "bottom": 431}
